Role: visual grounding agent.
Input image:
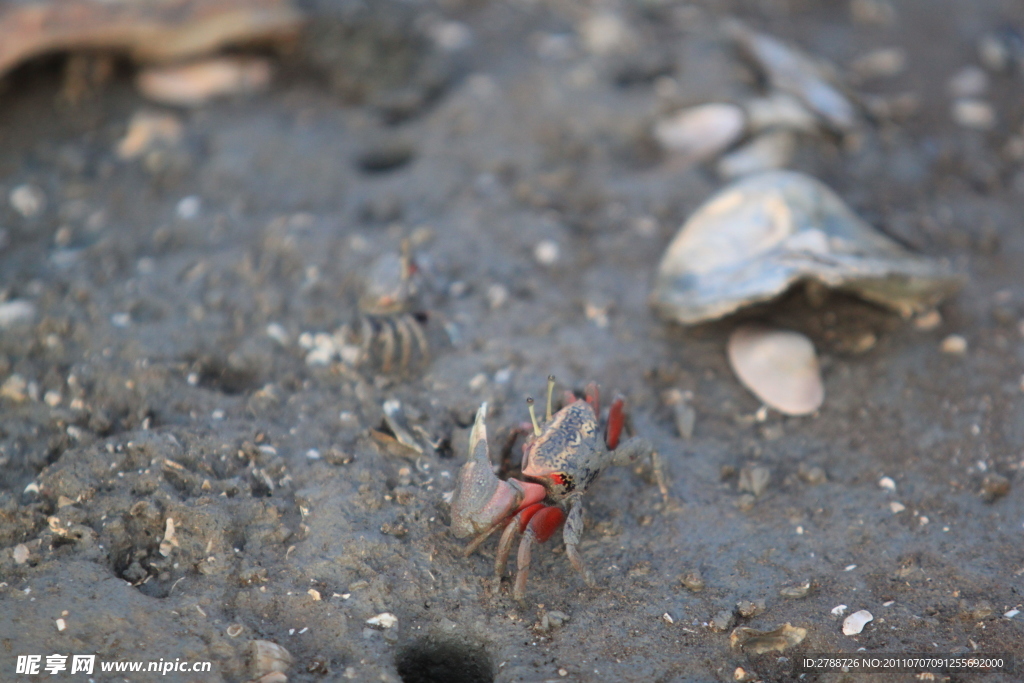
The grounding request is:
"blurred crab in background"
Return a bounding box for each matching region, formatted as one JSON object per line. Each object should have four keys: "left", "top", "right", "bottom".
{"left": 336, "top": 239, "right": 443, "bottom": 375}
{"left": 449, "top": 376, "right": 665, "bottom": 602}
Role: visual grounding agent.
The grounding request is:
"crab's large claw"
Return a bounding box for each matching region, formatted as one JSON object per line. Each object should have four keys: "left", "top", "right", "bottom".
{"left": 450, "top": 403, "right": 545, "bottom": 540}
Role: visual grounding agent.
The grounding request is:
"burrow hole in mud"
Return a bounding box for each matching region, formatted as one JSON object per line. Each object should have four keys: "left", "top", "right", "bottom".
{"left": 396, "top": 636, "right": 493, "bottom": 683}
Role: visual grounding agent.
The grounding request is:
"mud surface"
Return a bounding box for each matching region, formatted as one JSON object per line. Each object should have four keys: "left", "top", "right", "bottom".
{"left": 0, "top": 1, "right": 1023, "bottom": 682}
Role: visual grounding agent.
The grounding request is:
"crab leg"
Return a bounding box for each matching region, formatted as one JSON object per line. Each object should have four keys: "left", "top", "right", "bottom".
{"left": 513, "top": 506, "right": 566, "bottom": 602}
{"left": 562, "top": 499, "right": 595, "bottom": 588}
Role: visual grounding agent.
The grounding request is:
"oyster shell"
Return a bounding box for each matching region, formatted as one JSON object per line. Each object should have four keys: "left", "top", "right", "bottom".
{"left": 650, "top": 170, "right": 964, "bottom": 325}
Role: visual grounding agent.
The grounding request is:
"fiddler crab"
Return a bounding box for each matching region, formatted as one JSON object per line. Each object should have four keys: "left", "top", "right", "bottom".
{"left": 448, "top": 376, "right": 663, "bottom": 603}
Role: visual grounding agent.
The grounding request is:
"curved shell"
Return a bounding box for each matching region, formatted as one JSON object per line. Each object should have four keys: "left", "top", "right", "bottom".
{"left": 727, "top": 326, "right": 823, "bottom": 416}
{"left": 650, "top": 170, "right": 964, "bottom": 325}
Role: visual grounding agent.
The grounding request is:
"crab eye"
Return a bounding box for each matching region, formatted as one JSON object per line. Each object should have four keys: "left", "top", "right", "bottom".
{"left": 548, "top": 472, "right": 574, "bottom": 492}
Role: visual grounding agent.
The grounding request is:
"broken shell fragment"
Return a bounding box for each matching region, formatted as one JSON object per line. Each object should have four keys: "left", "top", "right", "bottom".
{"left": 842, "top": 609, "right": 873, "bottom": 635}
{"left": 136, "top": 56, "right": 271, "bottom": 107}
{"left": 728, "top": 326, "right": 823, "bottom": 416}
{"left": 725, "top": 20, "right": 857, "bottom": 132}
{"left": 650, "top": 171, "right": 964, "bottom": 324}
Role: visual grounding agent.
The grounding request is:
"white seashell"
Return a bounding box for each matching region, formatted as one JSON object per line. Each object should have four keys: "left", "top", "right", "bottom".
{"left": 842, "top": 609, "right": 873, "bottom": 635}
{"left": 136, "top": 57, "right": 271, "bottom": 107}
{"left": 650, "top": 171, "right": 964, "bottom": 325}
{"left": 717, "top": 131, "right": 795, "bottom": 179}
{"left": 725, "top": 20, "right": 857, "bottom": 132}
{"left": 654, "top": 103, "right": 746, "bottom": 162}
{"left": 366, "top": 612, "right": 398, "bottom": 628}
{"left": 727, "top": 326, "right": 824, "bottom": 416}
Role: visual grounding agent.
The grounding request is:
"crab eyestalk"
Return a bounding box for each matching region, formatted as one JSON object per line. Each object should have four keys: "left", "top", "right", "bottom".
{"left": 545, "top": 375, "right": 556, "bottom": 422}
{"left": 526, "top": 397, "right": 542, "bottom": 436}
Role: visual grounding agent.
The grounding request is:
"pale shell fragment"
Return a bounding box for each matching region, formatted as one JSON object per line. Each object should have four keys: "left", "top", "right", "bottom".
{"left": 117, "top": 110, "right": 183, "bottom": 159}
{"left": 650, "top": 171, "right": 964, "bottom": 325}
{"left": 716, "top": 130, "right": 795, "bottom": 179}
{"left": 725, "top": 20, "right": 856, "bottom": 132}
{"left": 13, "top": 543, "right": 30, "bottom": 564}
{"left": 653, "top": 103, "right": 746, "bottom": 163}
{"left": 727, "top": 326, "right": 824, "bottom": 416}
{"left": 842, "top": 609, "right": 873, "bottom": 635}
{"left": 366, "top": 612, "right": 398, "bottom": 629}
{"left": 136, "top": 57, "right": 271, "bottom": 107}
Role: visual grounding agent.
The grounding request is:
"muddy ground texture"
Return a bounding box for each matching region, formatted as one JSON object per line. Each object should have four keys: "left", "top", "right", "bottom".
{"left": 1, "top": 1, "right": 1024, "bottom": 681}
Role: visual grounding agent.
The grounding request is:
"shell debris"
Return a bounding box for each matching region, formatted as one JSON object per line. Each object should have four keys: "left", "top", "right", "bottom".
{"left": 650, "top": 171, "right": 964, "bottom": 325}
{"left": 653, "top": 103, "right": 746, "bottom": 163}
{"left": 727, "top": 326, "right": 823, "bottom": 416}
{"left": 842, "top": 609, "right": 873, "bottom": 635}
{"left": 136, "top": 57, "right": 271, "bottom": 107}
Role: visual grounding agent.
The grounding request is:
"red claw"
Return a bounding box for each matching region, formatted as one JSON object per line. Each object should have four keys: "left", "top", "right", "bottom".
{"left": 527, "top": 506, "right": 565, "bottom": 543}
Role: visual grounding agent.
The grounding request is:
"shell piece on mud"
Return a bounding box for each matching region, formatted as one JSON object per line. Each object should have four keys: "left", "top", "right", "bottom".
{"left": 650, "top": 170, "right": 964, "bottom": 325}
{"left": 727, "top": 326, "right": 823, "bottom": 416}
{"left": 725, "top": 20, "right": 856, "bottom": 132}
{"left": 653, "top": 103, "right": 747, "bottom": 163}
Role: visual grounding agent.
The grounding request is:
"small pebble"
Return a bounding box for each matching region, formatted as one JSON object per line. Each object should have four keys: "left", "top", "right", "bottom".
{"left": 798, "top": 463, "right": 827, "bottom": 485}
{"left": 951, "top": 99, "right": 995, "bottom": 130}
{"left": 654, "top": 103, "right": 746, "bottom": 163}
{"left": 850, "top": 47, "right": 907, "bottom": 81}
{"left": 738, "top": 465, "right": 771, "bottom": 497}
{"left": 534, "top": 240, "right": 560, "bottom": 266}
{"left": 662, "top": 613, "right": 674, "bottom": 625}
{"left": 681, "top": 569, "right": 705, "bottom": 592}
{"left": 717, "top": 131, "right": 795, "bottom": 179}
{"left": 979, "top": 473, "right": 1010, "bottom": 502}
{"left": 850, "top": 0, "right": 896, "bottom": 26}
{"left": 9, "top": 184, "right": 45, "bottom": 217}
{"left": 940, "top": 334, "right": 968, "bottom": 355}
{"left": 842, "top": 609, "right": 873, "bottom": 635}
{"left": 307, "top": 589, "right": 321, "bottom": 601}
{"left": 889, "top": 502, "right": 906, "bottom": 513}
{"left": 13, "top": 544, "right": 30, "bottom": 564}
{"left": 177, "top": 196, "right": 201, "bottom": 220}
{"left": 55, "top": 618, "right": 66, "bottom": 632}
{"left": 43, "top": 390, "right": 62, "bottom": 407}
{"left": 0, "top": 374, "right": 28, "bottom": 402}
{"left": 580, "top": 12, "right": 633, "bottom": 56}
{"left": 0, "top": 300, "right": 36, "bottom": 328}
{"left": 266, "top": 323, "right": 290, "bottom": 346}
{"left": 1004, "top": 609, "right": 1020, "bottom": 619}
{"left": 736, "top": 599, "right": 766, "bottom": 618}
{"left": 878, "top": 476, "right": 896, "bottom": 492}
{"left": 117, "top": 110, "right": 183, "bottom": 160}
{"left": 486, "top": 283, "right": 509, "bottom": 310}
{"left": 744, "top": 93, "right": 818, "bottom": 133}
{"left": 831, "top": 604, "right": 848, "bottom": 617}
{"left": 710, "top": 608, "right": 736, "bottom": 632}
{"left": 961, "top": 600, "right": 994, "bottom": 621}
{"left": 947, "top": 66, "right": 989, "bottom": 98}
{"left": 913, "top": 310, "right": 942, "bottom": 330}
